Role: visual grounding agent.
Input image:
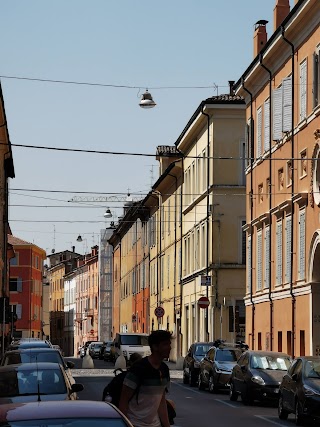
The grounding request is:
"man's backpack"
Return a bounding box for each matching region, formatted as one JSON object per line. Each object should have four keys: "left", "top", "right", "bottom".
{"left": 102, "top": 369, "right": 127, "bottom": 407}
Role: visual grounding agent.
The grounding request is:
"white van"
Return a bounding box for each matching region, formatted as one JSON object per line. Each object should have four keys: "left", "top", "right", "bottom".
{"left": 113, "top": 333, "right": 151, "bottom": 362}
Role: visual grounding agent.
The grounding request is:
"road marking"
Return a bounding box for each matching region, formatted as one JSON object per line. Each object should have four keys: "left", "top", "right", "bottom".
{"left": 215, "top": 399, "right": 239, "bottom": 408}
{"left": 171, "top": 381, "right": 203, "bottom": 394}
{"left": 255, "top": 415, "right": 287, "bottom": 426}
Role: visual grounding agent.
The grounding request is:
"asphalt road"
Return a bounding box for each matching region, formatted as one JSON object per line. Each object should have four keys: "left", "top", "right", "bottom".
{"left": 67, "top": 356, "right": 304, "bottom": 427}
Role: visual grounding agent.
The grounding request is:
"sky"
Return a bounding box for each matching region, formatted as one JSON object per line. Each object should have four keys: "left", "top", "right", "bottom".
{"left": 0, "top": 0, "right": 295, "bottom": 255}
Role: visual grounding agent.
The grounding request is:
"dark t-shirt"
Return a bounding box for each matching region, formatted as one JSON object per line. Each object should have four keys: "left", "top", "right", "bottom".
{"left": 123, "top": 357, "right": 170, "bottom": 427}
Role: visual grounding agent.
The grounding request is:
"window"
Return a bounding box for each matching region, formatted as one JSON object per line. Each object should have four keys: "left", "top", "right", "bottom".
{"left": 245, "top": 118, "right": 252, "bottom": 167}
{"left": 247, "top": 235, "right": 252, "bottom": 293}
{"left": 285, "top": 215, "right": 292, "bottom": 283}
{"left": 313, "top": 48, "right": 320, "bottom": 108}
{"left": 256, "top": 230, "right": 262, "bottom": 291}
{"left": 264, "top": 226, "right": 270, "bottom": 289}
{"left": 264, "top": 98, "right": 270, "bottom": 151}
{"left": 278, "top": 331, "right": 282, "bottom": 352}
{"left": 9, "top": 278, "right": 22, "bottom": 292}
{"left": 276, "top": 221, "right": 283, "bottom": 285}
{"left": 10, "top": 255, "right": 19, "bottom": 266}
{"left": 286, "top": 160, "right": 292, "bottom": 186}
{"left": 278, "top": 168, "right": 284, "bottom": 191}
{"left": 256, "top": 107, "right": 262, "bottom": 158}
{"left": 300, "top": 59, "right": 307, "bottom": 120}
{"left": 167, "top": 200, "right": 170, "bottom": 235}
{"left": 300, "top": 150, "right": 307, "bottom": 178}
{"left": 258, "top": 184, "right": 263, "bottom": 203}
{"left": 273, "top": 76, "right": 292, "bottom": 141}
{"left": 298, "top": 209, "right": 306, "bottom": 280}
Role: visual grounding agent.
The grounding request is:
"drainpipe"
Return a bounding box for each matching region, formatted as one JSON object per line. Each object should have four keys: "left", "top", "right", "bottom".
{"left": 281, "top": 26, "right": 295, "bottom": 359}
{"left": 179, "top": 156, "right": 184, "bottom": 354}
{"left": 241, "top": 78, "right": 255, "bottom": 350}
{"left": 201, "top": 104, "right": 211, "bottom": 342}
{"left": 259, "top": 53, "right": 273, "bottom": 351}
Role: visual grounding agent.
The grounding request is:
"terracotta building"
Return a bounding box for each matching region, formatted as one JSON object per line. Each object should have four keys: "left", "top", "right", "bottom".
{"left": 8, "top": 236, "right": 46, "bottom": 339}
{"left": 234, "top": 0, "right": 320, "bottom": 356}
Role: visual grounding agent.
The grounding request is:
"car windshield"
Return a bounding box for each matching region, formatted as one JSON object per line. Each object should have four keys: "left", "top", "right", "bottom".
{"left": 304, "top": 360, "right": 320, "bottom": 379}
{"left": 250, "top": 355, "right": 291, "bottom": 370}
{"left": 3, "top": 419, "right": 127, "bottom": 427}
{"left": 0, "top": 369, "right": 67, "bottom": 397}
{"left": 194, "top": 345, "right": 212, "bottom": 356}
{"left": 215, "top": 349, "right": 241, "bottom": 362}
{"left": 120, "top": 335, "right": 149, "bottom": 345}
{"left": 4, "top": 352, "right": 62, "bottom": 365}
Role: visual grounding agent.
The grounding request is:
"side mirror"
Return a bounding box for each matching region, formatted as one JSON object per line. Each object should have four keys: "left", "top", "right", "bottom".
{"left": 66, "top": 361, "right": 75, "bottom": 369}
{"left": 70, "top": 383, "right": 84, "bottom": 394}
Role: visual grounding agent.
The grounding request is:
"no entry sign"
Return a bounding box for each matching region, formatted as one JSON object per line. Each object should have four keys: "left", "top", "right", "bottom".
{"left": 198, "top": 296, "right": 210, "bottom": 309}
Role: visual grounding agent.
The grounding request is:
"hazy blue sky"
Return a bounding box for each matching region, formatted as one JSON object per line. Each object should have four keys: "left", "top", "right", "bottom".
{"left": 1, "top": 0, "right": 294, "bottom": 254}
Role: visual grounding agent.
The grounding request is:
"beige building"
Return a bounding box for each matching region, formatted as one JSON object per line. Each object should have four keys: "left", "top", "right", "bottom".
{"left": 176, "top": 90, "right": 246, "bottom": 355}
{"left": 234, "top": 0, "right": 320, "bottom": 356}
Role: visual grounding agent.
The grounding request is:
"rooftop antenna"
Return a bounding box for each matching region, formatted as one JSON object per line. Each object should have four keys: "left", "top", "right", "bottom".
{"left": 52, "top": 225, "right": 56, "bottom": 254}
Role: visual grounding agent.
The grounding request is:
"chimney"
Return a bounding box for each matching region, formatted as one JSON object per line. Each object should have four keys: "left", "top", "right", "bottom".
{"left": 228, "top": 81, "right": 235, "bottom": 95}
{"left": 253, "top": 21, "right": 268, "bottom": 57}
{"left": 72, "top": 245, "right": 75, "bottom": 253}
{"left": 273, "top": 0, "right": 290, "bottom": 32}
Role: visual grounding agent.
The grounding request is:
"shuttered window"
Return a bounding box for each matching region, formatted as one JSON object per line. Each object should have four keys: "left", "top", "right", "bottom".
{"left": 285, "top": 215, "right": 292, "bottom": 283}
{"left": 257, "top": 230, "right": 262, "bottom": 291}
{"left": 299, "top": 209, "right": 306, "bottom": 280}
{"left": 282, "top": 77, "right": 292, "bottom": 132}
{"left": 273, "top": 87, "right": 282, "bottom": 141}
{"left": 276, "top": 221, "right": 283, "bottom": 285}
{"left": 300, "top": 60, "right": 307, "bottom": 121}
{"left": 313, "top": 52, "right": 320, "bottom": 108}
{"left": 264, "top": 98, "right": 270, "bottom": 152}
{"left": 247, "top": 236, "right": 251, "bottom": 293}
{"left": 256, "top": 107, "right": 262, "bottom": 158}
{"left": 245, "top": 119, "right": 252, "bottom": 167}
{"left": 264, "top": 226, "right": 270, "bottom": 288}
{"left": 16, "top": 304, "right": 22, "bottom": 319}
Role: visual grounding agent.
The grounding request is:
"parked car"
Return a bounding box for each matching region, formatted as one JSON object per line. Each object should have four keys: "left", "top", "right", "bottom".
{"left": 100, "top": 341, "right": 115, "bottom": 361}
{"left": 7, "top": 339, "right": 52, "bottom": 351}
{"left": 229, "top": 350, "right": 291, "bottom": 405}
{"left": 198, "top": 344, "right": 242, "bottom": 392}
{"left": 113, "top": 333, "right": 150, "bottom": 363}
{"left": 0, "top": 400, "right": 134, "bottom": 427}
{"left": 183, "top": 342, "right": 214, "bottom": 386}
{"left": 1, "top": 348, "right": 75, "bottom": 384}
{"left": 0, "top": 362, "right": 83, "bottom": 403}
{"left": 278, "top": 356, "right": 320, "bottom": 425}
{"left": 88, "top": 342, "right": 104, "bottom": 359}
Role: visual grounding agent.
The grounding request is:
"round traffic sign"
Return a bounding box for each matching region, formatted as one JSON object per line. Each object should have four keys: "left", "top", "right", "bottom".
{"left": 154, "top": 306, "right": 165, "bottom": 318}
{"left": 198, "top": 296, "right": 210, "bottom": 309}
{"left": 90, "top": 329, "right": 95, "bottom": 334}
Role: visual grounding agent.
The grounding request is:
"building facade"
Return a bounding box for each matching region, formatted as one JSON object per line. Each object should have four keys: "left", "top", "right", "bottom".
{"left": 234, "top": 0, "right": 320, "bottom": 356}
{"left": 8, "top": 236, "right": 46, "bottom": 339}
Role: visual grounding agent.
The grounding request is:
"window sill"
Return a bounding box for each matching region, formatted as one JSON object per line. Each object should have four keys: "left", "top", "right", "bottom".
{"left": 297, "top": 118, "right": 308, "bottom": 131}
{"left": 313, "top": 104, "right": 320, "bottom": 117}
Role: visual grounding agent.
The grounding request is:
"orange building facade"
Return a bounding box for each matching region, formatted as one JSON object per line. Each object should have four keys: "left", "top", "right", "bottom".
{"left": 235, "top": 0, "right": 320, "bottom": 356}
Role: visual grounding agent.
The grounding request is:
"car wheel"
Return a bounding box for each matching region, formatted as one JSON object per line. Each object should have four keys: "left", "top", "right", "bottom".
{"left": 198, "top": 372, "right": 205, "bottom": 390}
{"left": 183, "top": 371, "right": 189, "bottom": 384}
{"left": 229, "top": 381, "right": 238, "bottom": 401}
{"left": 295, "top": 401, "right": 304, "bottom": 426}
{"left": 208, "top": 374, "right": 217, "bottom": 393}
{"left": 189, "top": 369, "right": 197, "bottom": 387}
{"left": 241, "top": 387, "right": 253, "bottom": 405}
{"left": 278, "top": 395, "right": 289, "bottom": 420}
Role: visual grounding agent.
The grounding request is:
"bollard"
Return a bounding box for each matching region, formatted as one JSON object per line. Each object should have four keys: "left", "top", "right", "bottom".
{"left": 82, "top": 353, "right": 94, "bottom": 369}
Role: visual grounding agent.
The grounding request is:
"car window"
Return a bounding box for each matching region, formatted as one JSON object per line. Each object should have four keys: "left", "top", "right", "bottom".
{"left": 194, "top": 344, "right": 212, "bottom": 356}
{"left": 206, "top": 349, "right": 215, "bottom": 360}
{"left": 251, "top": 355, "right": 291, "bottom": 370}
{"left": 119, "top": 335, "right": 148, "bottom": 345}
{"left": 304, "top": 360, "right": 320, "bottom": 379}
{"left": 215, "top": 349, "right": 240, "bottom": 362}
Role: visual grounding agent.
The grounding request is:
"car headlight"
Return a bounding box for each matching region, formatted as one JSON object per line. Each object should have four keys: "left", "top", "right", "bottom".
{"left": 303, "top": 384, "right": 320, "bottom": 396}
{"left": 194, "top": 362, "right": 200, "bottom": 368}
{"left": 251, "top": 375, "right": 265, "bottom": 385}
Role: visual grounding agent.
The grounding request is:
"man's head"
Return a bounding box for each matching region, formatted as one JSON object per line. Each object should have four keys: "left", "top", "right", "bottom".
{"left": 148, "top": 330, "right": 171, "bottom": 360}
{"left": 128, "top": 352, "right": 142, "bottom": 367}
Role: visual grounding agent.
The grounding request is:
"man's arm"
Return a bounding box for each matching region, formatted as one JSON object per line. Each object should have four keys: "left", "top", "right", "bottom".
{"left": 157, "top": 391, "right": 170, "bottom": 427}
{"left": 118, "top": 384, "right": 136, "bottom": 417}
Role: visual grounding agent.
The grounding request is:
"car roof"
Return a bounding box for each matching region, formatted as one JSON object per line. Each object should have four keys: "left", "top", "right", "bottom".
{"left": 0, "top": 362, "right": 63, "bottom": 372}
{"left": 244, "top": 350, "right": 290, "bottom": 357}
{"left": 0, "top": 401, "right": 124, "bottom": 422}
{"left": 4, "top": 348, "right": 60, "bottom": 354}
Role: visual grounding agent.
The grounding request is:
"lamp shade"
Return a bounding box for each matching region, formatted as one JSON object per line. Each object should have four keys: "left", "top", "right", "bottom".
{"left": 76, "top": 235, "right": 83, "bottom": 242}
{"left": 139, "top": 90, "right": 156, "bottom": 109}
{"left": 104, "top": 208, "right": 112, "bottom": 218}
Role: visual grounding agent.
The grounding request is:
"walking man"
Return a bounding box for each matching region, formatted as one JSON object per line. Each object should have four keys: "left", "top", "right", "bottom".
{"left": 119, "top": 330, "right": 172, "bottom": 427}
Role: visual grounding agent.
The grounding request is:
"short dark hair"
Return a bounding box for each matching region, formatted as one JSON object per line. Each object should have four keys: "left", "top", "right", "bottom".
{"left": 148, "top": 330, "right": 171, "bottom": 349}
